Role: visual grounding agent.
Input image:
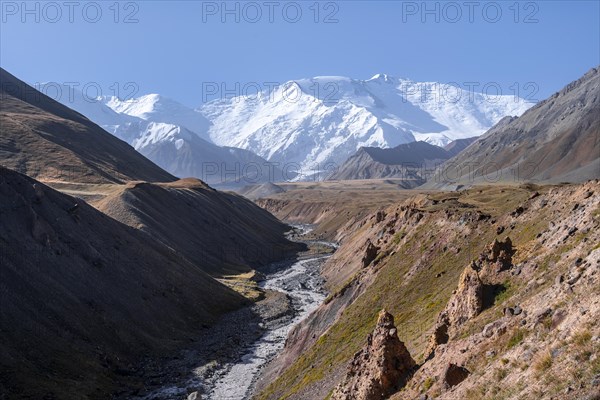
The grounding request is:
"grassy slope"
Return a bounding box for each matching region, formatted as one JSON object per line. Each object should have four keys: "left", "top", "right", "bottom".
{"left": 255, "top": 184, "right": 585, "bottom": 399}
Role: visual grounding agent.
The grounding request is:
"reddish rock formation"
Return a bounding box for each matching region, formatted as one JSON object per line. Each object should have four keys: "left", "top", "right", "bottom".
{"left": 331, "top": 310, "right": 416, "bottom": 400}
{"left": 426, "top": 238, "right": 516, "bottom": 359}
{"left": 425, "top": 261, "right": 484, "bottom": 359}
{"left": 425, "top": 322, "right": 449, "bottom": 360}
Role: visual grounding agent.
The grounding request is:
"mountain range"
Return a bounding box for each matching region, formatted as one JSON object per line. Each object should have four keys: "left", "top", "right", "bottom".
{"left": 250, "top": 67, "right": 600, "bottom": 400}
{"left": 0, "top": 69, "right": 174, "bottom": 184}
{"left": 50, "top": 74, "right": 534, "bottom": 182}
{"left": 427, "top": 66, "right": 600, "bottom": 189}
{"left": 1, "top": 62, "right": 599, "bottom": 400}
{"left": 44, "top": 89, "right": 287, "bottom": 186}
{"left": 0, "top": 67, "right": 302, "bottom": 399}
{"left": 201, "top": 75, "right": 533, "bottom": 178}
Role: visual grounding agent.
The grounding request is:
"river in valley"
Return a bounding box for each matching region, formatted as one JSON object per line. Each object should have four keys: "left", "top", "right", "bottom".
{"left": 141, "top": 226, "right": 335, "bottom": 400}
{"left": 208, "top": 253, "right": 330, "bottom": 399}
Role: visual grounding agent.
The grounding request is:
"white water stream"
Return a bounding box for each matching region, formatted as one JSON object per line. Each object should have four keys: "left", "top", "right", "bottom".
{"left": 208, "top": 254, "right": 330, "bottom": 399}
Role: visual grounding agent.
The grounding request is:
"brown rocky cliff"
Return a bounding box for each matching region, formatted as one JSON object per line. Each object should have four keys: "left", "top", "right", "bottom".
{"left": 477, "top": 237, "right": 514, "bottom": 282}
{"left": 255, "top": 182, "right": 599, "bottom": 400}
{"left": 331, "top": 310, "right": 417, "bottom": 400}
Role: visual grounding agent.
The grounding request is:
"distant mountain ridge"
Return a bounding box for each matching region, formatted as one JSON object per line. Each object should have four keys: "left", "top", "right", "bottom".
{"left": 426, "top": 66, "right": 600, "bottom": 188}
{"left": 48, "top": 88, "right": 288, "bottom": 185}
{"left": 443, "top": 137, "right": 479, "bottom": 157}
{"left": 328, "top": 138, "right": 477, "bottom": 184}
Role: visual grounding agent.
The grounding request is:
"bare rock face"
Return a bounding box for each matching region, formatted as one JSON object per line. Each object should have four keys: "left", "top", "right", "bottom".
{"left": 362, "top": 239, "right": 381, "bottom": 268}
{"left": 443, "top": 363, "right": 470, "bottom": 388}
{"left": 425, "top": 237, "right": 515, "bottom": 359}
{"left": 444, "top": 261, "right": 484, "bottom": 327}
{"left": 376, "top": 210, "right": 387, "bottom": 223}
{"left": 426, "top": 261, "right": 484, "bottom": 359}
{"left": 425, "top": 322, "right": 449, "bottom": 360}
{"left": 480, "top": 237, "right": 514, "bottom": 272}
{"left": 332, "top": 310, "right": 416, "bottom": 400}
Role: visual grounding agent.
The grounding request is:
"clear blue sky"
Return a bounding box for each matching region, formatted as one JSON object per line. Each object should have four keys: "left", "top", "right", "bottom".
{"left": 1, "top": 0, "right": 599, "bottom": 107}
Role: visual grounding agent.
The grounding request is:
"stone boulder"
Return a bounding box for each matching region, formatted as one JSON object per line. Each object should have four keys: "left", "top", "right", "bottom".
{"left": 481, "top": 237, "right": 514, "bottom": 273}
{"left": 426, "top": 260, "right": 484, "bottom": 358}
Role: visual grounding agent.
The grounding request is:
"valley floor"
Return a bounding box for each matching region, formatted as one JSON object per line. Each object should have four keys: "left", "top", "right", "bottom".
{"left": 112, "top": 229, "right": 336, "bottom": 400}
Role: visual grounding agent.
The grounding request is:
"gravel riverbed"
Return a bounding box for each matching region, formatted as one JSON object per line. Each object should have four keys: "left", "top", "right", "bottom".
{"left": 131, "top": 226, "right": 335, "bottom": 400}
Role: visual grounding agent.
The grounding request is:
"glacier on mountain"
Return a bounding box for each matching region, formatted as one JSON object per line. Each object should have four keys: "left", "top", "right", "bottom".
{"left": 199, "top": 74, "right": 534, "bottom": 179}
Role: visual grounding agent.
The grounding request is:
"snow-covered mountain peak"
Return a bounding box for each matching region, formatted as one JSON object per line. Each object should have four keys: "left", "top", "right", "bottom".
{"left": 200, "top": 73, "right": 535, "bottom": 179}
{"left": 50, "top": 73, "right": 536, "bottom": 182}
{"left": 108, "top": 93, "right": 181, "bottom": 118}
{"left": 105, "top": 93, "right": 211, "bottom": 142}
{"left": 368, "top": 73, "right": 398, "bottom": 83}
{"left": 132, "top": 122, "right": 186, "bottom": 149}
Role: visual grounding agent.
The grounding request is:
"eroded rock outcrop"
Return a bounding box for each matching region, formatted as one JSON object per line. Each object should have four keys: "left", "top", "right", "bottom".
{"left": 479, "top": 237, "right": 514, "bottom": 274}
{"left": 426, "top": 261, "right": 483, "bottom": 358}
{"left": 443, "top": 363, "right": 470, "bottom": 388}
{"left": 362, "top": 239, "right": 381, "bottom": 268}
{"left": 332, "top": 310, "right": 416, "bottom": 400}
{"left": 425, "top": 321, "right": 449, "bottom": 360}
{"left": 445, "top": 261, "right": 484, "bottom": 326}
{"left": 426, "top": 238, "right": 515, "bottom": 359}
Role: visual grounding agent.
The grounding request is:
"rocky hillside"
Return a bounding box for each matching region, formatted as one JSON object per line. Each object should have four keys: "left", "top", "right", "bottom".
{"left": 0, "top": 68, "right": 175, "bottom": 184}
{"left": 92, "top": 179, "right": 302, "bottom": 277}
{"left": 443, "top": 137, "right": 478, "bottom": 157}
{"left": 255, "top": 181, "right": 600, "bottom": 400}
{"left": 0, "top": 167, "right": 245, "bottom": 399}
{"left": 238, "top": 182, "right": 286, "bottom": 200}
{"left": 254, "top": 180, "right": 418, "bottom": 243}
{"left": 328, "top": 141, "right": 463, "bottom": 184}
{"left": 0, "top": 69, "right": 305, "bottom": 399}
{"left": 428, "top": 67, "right": 600, "bottom": 189}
